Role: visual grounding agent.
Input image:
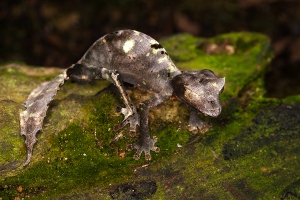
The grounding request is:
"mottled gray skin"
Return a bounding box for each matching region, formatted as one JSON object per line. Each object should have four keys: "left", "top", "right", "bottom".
{"left": 71, "top": 30, "right": 181, "bottom": 91}
{"left": 20, "top": 30, "right": 225, "bottom": 164}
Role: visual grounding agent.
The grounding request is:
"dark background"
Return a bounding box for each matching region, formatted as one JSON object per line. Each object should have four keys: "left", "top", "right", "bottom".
{"left": 1, "top": 0, "right": 299, "bottom": 98}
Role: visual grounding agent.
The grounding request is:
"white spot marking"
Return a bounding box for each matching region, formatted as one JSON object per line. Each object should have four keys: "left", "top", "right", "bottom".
{"left": 167, "top": 65, "right": 176, "bottom": 73}
{"left": 152, "top": 49, "right": 158, "bottom": 54}
{"left": 212, "top": 82, "right": 218, "bottom": 87}
{"left": 123, "top": 40, "right": 135, "bottom": 53}
{"left": 158, "top": 56, "right": 167, "bottom": 63}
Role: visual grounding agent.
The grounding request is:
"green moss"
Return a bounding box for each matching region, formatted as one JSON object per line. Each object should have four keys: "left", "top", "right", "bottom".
{"left": 0, "top": 102, "right": 26, "bottom": 172}
{"left": 282, "top": 94, "right": 300, "bottom": 104}
{"left": 1, "top": 124, "right": 133, "bottom": 199}
{"left": 160, "top": 34, "right": 203, "bottom": 62}
{"left": 2, "top": 32, "right": 299, "bottom": 199}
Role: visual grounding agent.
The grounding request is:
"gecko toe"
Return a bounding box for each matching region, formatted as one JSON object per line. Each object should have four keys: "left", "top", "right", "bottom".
{"left": 153, "top": 147, "right": 160, "bottom": 153}
{"left": 126, "top": 143, "right": 134, "bottom": 151}
{"left": 114, "top": 112, "right": 140, "bottom": 133}
{"left": 133, "top": 150, "right": 142, "bottom": 160}
{"left": 145, "top": 151, "right": 151, "bottom": 160}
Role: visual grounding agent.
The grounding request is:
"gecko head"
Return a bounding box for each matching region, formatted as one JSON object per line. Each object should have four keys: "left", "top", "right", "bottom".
{"left": 171, "top": 70, "right": 225, "bottom": 117}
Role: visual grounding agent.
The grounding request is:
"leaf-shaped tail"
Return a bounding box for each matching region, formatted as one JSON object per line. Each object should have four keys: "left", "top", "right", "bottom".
{"left": 20, "top": 70, "right": 67, "bottom": 166}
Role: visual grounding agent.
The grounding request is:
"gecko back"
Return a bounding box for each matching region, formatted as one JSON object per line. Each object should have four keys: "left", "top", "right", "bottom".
{"left": 67, "top": 30, "right": 181, "bottom": 92}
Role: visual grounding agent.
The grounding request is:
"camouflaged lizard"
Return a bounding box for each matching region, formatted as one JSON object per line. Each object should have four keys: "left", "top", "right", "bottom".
{"left": 20, "top": 30, "right": 225, "bottom": 166}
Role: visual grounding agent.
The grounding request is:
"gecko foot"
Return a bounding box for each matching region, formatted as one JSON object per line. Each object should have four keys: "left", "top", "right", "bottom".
{"left": 114, "top": 110, "right": 140, "bottom": 135}
{"left": 188, "top": 120, "right": 212, "bottom": 134}
{"left": 127, "top": 136, "right": 160, "bottom": 160}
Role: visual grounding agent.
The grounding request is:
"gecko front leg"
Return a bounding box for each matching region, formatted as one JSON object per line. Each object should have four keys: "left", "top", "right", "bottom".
{"left": 188, "top": 108, "right": 212, "bottom": 134}
{"left": 100, "top": 68, "right": 139, "bottom": 133}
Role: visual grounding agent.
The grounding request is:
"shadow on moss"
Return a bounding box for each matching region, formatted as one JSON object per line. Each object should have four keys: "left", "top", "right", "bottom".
{"left": 223, "top": 103, "right": 300, "bottom": 160}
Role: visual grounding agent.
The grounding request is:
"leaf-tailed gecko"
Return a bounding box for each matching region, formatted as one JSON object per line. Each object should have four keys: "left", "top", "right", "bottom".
{"left": 20, "top": 30, "right": 225, "bottom": 166}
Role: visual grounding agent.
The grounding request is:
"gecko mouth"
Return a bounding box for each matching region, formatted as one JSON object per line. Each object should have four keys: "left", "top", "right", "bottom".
{"left": 182, "top": 98, "right": 222, "bottom": 117}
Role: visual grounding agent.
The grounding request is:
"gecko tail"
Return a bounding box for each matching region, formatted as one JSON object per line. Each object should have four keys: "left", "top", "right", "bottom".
{"left": 23, "top": 148, "right": 33, "bottom": 167}
{"left": 20, "top": 70, "right": 67, "bottom": 166}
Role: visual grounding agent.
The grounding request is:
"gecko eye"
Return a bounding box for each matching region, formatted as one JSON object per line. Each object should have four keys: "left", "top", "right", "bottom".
{"left": 198, "top": 78, "right": 204, "bottom": 83}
